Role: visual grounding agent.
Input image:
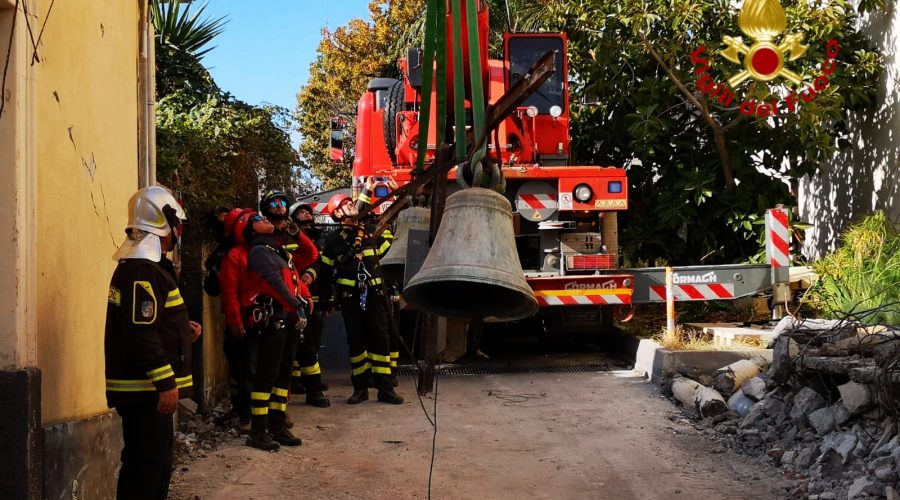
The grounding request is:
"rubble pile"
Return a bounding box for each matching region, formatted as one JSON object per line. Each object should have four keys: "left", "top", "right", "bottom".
{"left": 671, "top": 318, "right": 900, "bottom": 499}
{"left": 173, "top": 400, "right": 237, "bottom": 464}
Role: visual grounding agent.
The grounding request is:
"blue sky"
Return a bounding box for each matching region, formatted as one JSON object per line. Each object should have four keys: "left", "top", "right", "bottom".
{"left": 200, "top": 1, "right": 372, "bottom": 143}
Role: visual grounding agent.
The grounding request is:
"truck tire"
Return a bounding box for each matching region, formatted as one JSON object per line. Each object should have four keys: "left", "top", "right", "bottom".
{"left": 383, "top": 80, "right": 405, "bottom": 164}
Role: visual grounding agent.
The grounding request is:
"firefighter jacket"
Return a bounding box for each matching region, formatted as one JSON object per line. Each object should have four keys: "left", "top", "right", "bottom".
{"left": 242, "top": 234, "right": 311, "bottom": 323}
{"left": 292, "top": 225, "right": 324, "bottom": 305}
{"left": 105, "top": 257, "right": 192, "bottom": 408}
{"left": 282, "top": 228, "right": 319, "bottom": 272}
{"left": 318, "top": 189, "right": 391, "bottom": 309}
{"left": 220, "top": 243, "right": 249, "bottom": 328}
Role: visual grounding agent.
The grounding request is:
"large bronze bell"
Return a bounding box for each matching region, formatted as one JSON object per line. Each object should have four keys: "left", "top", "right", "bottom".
{"left": 380, "top": 206, "right": 431, "bottom": 283}
{"left": 403, "top": 187, "right": 538, "bottom": 321}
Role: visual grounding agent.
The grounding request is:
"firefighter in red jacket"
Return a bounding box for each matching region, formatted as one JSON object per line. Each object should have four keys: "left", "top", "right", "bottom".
{"left": 218, "top": 207, "right": 254, "bottom": 433}
{"left": 287, "top": 202, "right": 330, "bottom": 407}
{"left": 240, "top": 211, "right": 311, "bottom": 450}
{"left": 319, "top": 178, "right": 404, "bottom": 405}
{"left": 105, "top": 185, "right": 201, "bottom": 500}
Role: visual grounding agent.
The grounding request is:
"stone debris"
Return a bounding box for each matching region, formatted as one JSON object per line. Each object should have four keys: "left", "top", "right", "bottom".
{"left": 666, "top": 319, "right": 900, "bottom": 499}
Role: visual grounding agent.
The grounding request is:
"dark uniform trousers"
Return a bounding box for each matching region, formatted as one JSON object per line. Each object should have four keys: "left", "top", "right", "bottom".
{"left": 387, "top": 299, "right": 401, "bottom": 377}
{"left": 116, "top": 402, "right": 174, "bottom": 500}
{"left": 293, "top": 309, "right": 325, "bottom": 391}
{"left": 248, "top": 322, "right": 299, "bottom": 427}
{"left": 339, "top": 285, "right": 396, "bottom": 391}
{"left": 223, "top": 334, "right": 254, "bottom": 421}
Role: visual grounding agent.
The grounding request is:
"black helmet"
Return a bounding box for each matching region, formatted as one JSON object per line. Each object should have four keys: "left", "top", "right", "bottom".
{"left": 259, "top": 190, "right": 290, "bottom": 219}
{"left": 289, "top": 202, "right": 314, "bottom": 219}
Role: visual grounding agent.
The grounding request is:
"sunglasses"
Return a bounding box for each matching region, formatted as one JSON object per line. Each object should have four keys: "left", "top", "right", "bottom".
{"left": 268, "top": 200, "right": 287, "bottom": 209}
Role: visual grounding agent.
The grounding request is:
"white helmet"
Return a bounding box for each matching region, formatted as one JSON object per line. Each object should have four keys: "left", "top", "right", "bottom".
{"left": 125, "top": 185, "right": 187, "bottom": 236}
{"left": 112, "top": 185, "right": 186, "bottom": 261}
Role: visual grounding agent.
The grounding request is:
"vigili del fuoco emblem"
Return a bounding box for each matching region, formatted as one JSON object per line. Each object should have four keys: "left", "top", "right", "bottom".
{"left": 719, "top": 0, "right": 808, "bottom": 87}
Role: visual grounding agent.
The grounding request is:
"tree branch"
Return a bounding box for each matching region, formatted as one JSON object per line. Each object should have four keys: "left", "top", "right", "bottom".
{"left": 639, "top": 31, "right": 735, "bottom": 190}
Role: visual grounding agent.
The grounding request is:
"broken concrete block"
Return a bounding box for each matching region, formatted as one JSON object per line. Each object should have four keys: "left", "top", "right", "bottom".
{"left": 892, "top": 446, "right": 900, "bottom": 469}
{"left": 727, "top": 390, "right": 756, "bottom": 418}
{"left": 874, "top": 465, "right": 895, "bottom": 482}
{"left": 741, "top": 376, "right": 768, "bottom": 401}
{"left": 790, "top": 387, "right": 827, "bottom": 424}
{"left": 818, "top": 493, "right": 836, "bottom": 500}
{"left": 887, "top": 486, "right": 900, "bottom": 500}
{"left": 838, "top": 381, "right": 873, "bottom": 415}
{"left": 671, "top": 376, "right": 728, "bottom": 418}
{"left": 796, "top": 443, "right": 819, "bottom": 469}
{"left": 768, "top": 335, "right": 799, "bottom": 384}
{"left": 848, "top": 476, "right": 882, "bottom": 499}
{"left": 781, "top": 450, "right": 797, "bottom": 466}
{"left": 740, "top": 401, "right": 769, "bottom": 429}
{"left": 821, "top": 432, "right": 858, "bottom": 464}
{"left": 713, "top": 359, "right": 761, "bottom": 396}
{"left": 870, "top": 419, "right": 896, "bottom": 457}
{"left": 809, "top": 404, "right": 851, "bottom": 435}
{"left": 875, "top": 435, "right": 900, "bottom": 457}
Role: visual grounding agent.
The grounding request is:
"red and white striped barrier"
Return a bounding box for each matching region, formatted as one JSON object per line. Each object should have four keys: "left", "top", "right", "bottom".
{"left": 766, "top": 208, "right": 791, "bottom": 267}
{"left": 518, "top": 193, "right": 556, "bottom": 210}
{"left": 534, "top": 290, "right": 631, "bottom": 307}
{"left": 649, "top": 283, "right": 735, "bottom": 302}
{"left": 308, "top": 202, "right": 325, "bottom": 214}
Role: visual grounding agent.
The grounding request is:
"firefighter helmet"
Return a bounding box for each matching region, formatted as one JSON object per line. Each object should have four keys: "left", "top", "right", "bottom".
{"left": 325, "top": 193, "right": 352, "bottom": 220}
{"left": 260, "top": 190, "right": 290, "bottom": 213}
{"left": 125, "top": 185, "right": 186, "bottom": 237}
{"left": 232, "top": 211, "right": 262, "bottom": 246}
{"left": 289, "top": 202, "right": 314, "bottom": 219}
{"left": 223, "top": 208, "right": 250, "bottom": 238}
{"left": 113, "top": 185, "right": 186, "bottom": 261}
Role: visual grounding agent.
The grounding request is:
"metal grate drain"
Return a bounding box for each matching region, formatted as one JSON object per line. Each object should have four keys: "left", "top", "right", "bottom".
{"left": 394, "top": 364, "right": 612, "bottom": 377}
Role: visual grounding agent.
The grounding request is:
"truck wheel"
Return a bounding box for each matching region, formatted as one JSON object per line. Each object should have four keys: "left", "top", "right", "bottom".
{"left": 383, "top": 80, "right": 405, "bottom": 164}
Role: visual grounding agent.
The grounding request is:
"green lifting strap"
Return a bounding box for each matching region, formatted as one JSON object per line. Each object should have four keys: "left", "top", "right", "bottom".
{"left": 435, "top": 0, "right": 448, "bottom": 156}
{"left": 464, "top": 0, "right": 487, "bottom": 182}
{"left": 414, "top": 0, "right": 440, "bottom": 175}
{"left": 450, "top": 0, "right": 467, "bottom": 163}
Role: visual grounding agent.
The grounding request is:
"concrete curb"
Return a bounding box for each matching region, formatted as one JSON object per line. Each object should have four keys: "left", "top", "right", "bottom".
{"left": 630, "top": 338, "right": 772, "bottom": 386}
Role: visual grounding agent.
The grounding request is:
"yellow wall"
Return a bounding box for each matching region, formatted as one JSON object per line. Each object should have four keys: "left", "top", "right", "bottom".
{"left": 35, "top": 0, "right": 141, "bottom": 425}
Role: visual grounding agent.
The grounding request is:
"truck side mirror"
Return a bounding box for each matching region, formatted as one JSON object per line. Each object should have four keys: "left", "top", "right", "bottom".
{"left": 330, "top": 116, "right": 345, "bottom": 162}
{"left": 406, "top": 48, "right": 422, "bottom": 89}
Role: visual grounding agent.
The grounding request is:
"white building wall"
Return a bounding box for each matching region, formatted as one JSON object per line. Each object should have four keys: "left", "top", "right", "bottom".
{"left": 799, "top": 3, "right": 900, "bottom": 258}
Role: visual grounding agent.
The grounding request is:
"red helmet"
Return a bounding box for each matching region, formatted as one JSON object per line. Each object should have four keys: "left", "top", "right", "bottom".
{"left": 325, "top": 193, "right": 352, "bottom": 218}
{"left": 232, "top": 210, "right": 261, "bottom": 246}
{"left": 223, "top": 208, "right": 250, "bottom": 238}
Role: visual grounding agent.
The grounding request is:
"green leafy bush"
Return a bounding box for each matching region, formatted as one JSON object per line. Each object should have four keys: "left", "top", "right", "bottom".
{"left": 807, "top": 212, "right": 900, "bottom": 325}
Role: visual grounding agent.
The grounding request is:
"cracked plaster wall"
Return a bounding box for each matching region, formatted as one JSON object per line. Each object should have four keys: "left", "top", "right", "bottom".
{"left": 798, "top": 3, "right": 900, "bottom": 258}
{"left": 34, "top": 0, "right": 140, "bottom": 425}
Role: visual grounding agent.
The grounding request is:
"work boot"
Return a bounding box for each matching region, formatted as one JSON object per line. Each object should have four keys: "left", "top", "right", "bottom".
{"left": 269, "top": 411, "right": 302, "bottom": 447}
{"left": 245, "top": 415, "right": 280, "bottom": 451}
{"left": 306, "top": 391, "right": 331, "bottom": 408}
{"left": 319, "top": 381, "right": 330, "bottom": 392}
{"left": 377, "top": 388, "right": 404, "bottom": 405}
{"left": 347, "top": 388, "right": 369, "bottom": 405}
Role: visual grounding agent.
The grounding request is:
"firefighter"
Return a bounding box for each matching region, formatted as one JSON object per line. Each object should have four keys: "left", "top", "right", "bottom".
{"left": 288, "top": 202, "right": 330, "bottom": 407}
{"left": 218, "top": 208, "right": 254, "bottom": 433}
{"left": 105, "top": 185, "right": 200, "bottom": 500}
{"left": 239, "top": 211, "right": 310, "bottom": 450}
{"left": 319, "top": 178, "right": 404, "bottom": 405}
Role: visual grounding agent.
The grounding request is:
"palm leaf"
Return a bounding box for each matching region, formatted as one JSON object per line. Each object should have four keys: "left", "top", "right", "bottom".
{"left": 151, "top": 0, "right": 228, "bottom": 59}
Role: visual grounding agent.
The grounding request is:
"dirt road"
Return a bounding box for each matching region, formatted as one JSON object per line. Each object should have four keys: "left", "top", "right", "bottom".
{"left": 169, "top": 363, "right": 790, "bottom": 499}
